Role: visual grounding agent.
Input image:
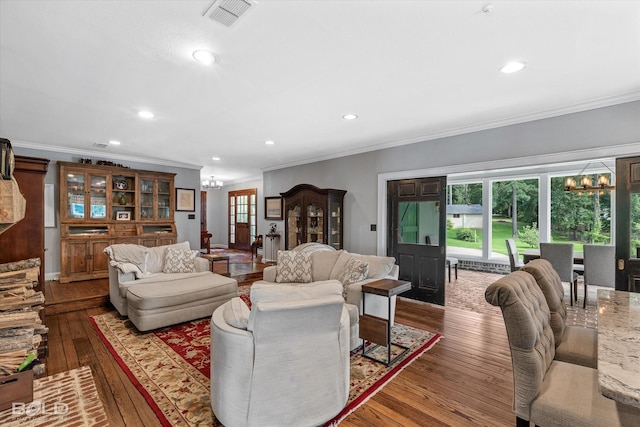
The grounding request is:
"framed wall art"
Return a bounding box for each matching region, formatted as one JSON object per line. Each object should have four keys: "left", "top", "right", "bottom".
{"left": 176, "top": 188, "right": 196, "bottom": 212}
{"left": 265, "top": 196, "right": 283, "bottom": 220}
{"left": 116, "top": 211, "right": 131, "bottom": 221}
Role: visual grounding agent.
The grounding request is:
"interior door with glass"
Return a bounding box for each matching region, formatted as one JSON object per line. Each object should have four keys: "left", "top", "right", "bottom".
{"left": 387, "top": 177, "right": 447, "bottom": 305}
{"left": 228, "top": 189, "right": 257, "bottom": 251}
{"left": 615, "top": 156, "right": 640, "bottom": 291}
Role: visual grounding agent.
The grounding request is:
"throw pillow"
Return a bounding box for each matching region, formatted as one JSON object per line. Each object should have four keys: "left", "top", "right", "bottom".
{"left": 147, "top": 241, "right": 190, "bottom": 273}
{"left": 162, "top": 248, "right": 198, "bottom": 273}
{"left": 223, "top": 297, "right": 250, "bottom": 329}
{"left": 337, "top": 256, "right": 369, "bottom": 299}
{"left": 275, "top": 250, "right": 313, "bottom": 283}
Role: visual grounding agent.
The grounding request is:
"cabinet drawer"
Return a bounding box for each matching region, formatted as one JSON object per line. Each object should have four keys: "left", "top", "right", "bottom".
{"left": 113, "top": 224, "right": 137, "bottom": 236}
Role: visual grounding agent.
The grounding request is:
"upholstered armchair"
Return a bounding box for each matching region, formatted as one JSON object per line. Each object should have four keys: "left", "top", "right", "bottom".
{"left": 210, "top": 287, "right": 350, "bottom": 427}
{"left": 485, "top": 271, "right": 640, "bottom": 426}
{"left": 521, "top": 259, "right": 597, "bottom": 368}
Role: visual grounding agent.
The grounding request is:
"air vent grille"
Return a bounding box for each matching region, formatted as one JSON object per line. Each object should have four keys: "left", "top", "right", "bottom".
{"left": 94, "top": 143, "right": 108, "bottom": 148}
{"left": 206, "top": 0, "right": 253, "bottom": 27}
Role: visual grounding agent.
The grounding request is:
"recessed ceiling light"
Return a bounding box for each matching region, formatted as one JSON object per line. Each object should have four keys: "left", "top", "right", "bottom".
{"left": 211, "top": 157, "right": 221, "bottom": 161}
{"left": 500, "top": 61, "right": 526, "bottom": 74}
{"left": 192, "top": 50, "right": 218, "bottom": 65}
{"left": 343, "top": 114, "right": 358, "bottom": 120}
{"left": 108, "top": 140, "right": 121, "bottom": 145}
{"left": 138, "top": 110, "right": 154, "bottom": 119}
{"left": 265, "top": 140, "right": 275, "bottom": 145}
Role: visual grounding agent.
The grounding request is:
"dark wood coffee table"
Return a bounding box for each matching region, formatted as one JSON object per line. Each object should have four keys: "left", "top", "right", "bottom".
{"left": 360, "top": 278, "right": 411, "bottom": 366}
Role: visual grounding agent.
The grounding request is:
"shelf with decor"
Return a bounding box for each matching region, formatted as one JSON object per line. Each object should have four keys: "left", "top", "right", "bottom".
{"left": 281, "top": 184, "right": 346, "bottom": 250}
{"left": 58, "top": 161, "right": 176, "bottom": 283}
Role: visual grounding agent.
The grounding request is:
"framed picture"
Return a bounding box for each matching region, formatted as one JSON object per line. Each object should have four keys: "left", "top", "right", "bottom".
{"left": 265, "top": 196, "right": 283, "bottom": 220}
{"left": 116, "top": 211, "right": 131, "bottom": 221}
{"left": 176, "top": 188, "right": 196, "bottom": 212}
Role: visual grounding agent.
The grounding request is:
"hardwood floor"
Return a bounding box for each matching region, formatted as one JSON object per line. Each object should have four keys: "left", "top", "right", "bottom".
{"left": 43, "top": 264, "right": 515, "bottom": 426}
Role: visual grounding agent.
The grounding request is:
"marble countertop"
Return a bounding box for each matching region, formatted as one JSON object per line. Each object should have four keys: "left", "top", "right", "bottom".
{"left": 597, "top": 289, "right": 640, "bottom": 408}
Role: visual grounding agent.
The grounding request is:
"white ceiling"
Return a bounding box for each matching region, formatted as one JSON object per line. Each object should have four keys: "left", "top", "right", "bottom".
{"left": 1, "top": 0, "right": 640, "bottom": 184}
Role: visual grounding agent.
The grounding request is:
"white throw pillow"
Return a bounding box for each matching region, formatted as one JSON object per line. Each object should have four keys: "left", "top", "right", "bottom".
{"left": 162, "top": 248, "right": 198, "bottom": 273}
{"left": 223, "top": 297, "right": 250, "bottom": 329}
{"left": 147, "top": 241, "right": 190, "bottom": 273}
{"left": 336, "top": 257, "right": 369, "bottom": 298}
{"left": 275, "top": 250, "right": 313, "bottom": 283}
{"left": 352, "top": 254, "right": 396, "bottom": 279}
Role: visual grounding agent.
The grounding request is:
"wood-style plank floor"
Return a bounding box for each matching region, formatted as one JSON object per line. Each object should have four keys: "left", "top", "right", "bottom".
{"left": 43, "top": 260, "right": 515, "bottom": 426}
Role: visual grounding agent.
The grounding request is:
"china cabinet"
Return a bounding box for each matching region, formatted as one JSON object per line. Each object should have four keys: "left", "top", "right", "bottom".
{"left": 58, "top": 162, "right": 176, "bottom": 283}
{"left": 281, "top": 184, "right": 346, "bottom": 250}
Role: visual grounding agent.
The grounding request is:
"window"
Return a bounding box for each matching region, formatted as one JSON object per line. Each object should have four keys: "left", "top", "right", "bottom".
{"left": 446, "top": 183, "right": 483, "bottom": 257}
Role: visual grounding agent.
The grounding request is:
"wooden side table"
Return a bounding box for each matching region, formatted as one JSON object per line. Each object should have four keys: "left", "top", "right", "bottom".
{"left": 360, "top": 278, "right": 411, "bottom": 366}
{"left": 200, "top": 254, "right": 230, "bottom": 277}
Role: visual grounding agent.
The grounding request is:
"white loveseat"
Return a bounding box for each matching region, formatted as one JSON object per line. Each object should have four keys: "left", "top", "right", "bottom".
{"left": 105, "top": 241, "right": 237, "bottom": 330}
{"left": 254, "top": 245, "right": 399, "bottom": 349}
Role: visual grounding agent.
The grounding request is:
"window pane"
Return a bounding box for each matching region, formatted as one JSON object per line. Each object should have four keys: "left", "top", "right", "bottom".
{"left": 446, "top": 183, "right": 483, "bottom": 257}
{"left": 491, "top": 179, "right": 539, "bottom": 261}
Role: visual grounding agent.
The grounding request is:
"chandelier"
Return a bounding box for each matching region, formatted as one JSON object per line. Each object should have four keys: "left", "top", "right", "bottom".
{"left": 564, "top": 162, "right": 615, "bottom": 195}
{"left": 202, "top": 176, "right": 223, "bottom": 190}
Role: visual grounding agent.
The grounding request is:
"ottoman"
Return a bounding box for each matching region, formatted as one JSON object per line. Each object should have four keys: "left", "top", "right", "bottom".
{"left": 126, "top": 273, "right": 238, "bottom": 331}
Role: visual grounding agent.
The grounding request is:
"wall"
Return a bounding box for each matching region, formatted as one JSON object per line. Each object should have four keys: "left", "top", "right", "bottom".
{"left": 12, "top": 146, "right": 201, "bottom": 279}
{"left": 264, "top": 101, "right": 640, "bottom": 255}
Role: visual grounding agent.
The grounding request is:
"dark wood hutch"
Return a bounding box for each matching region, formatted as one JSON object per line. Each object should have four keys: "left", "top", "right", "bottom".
{"left": 281, "top": 184, "right": 346, "bottom": 250}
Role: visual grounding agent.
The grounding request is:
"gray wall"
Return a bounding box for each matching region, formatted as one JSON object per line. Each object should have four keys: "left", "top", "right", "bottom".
{"left": 13, "top": 146, "right": 201, "bottom": 279}
{"left": 264, "top": 100, "right": 640, "bottom": 255}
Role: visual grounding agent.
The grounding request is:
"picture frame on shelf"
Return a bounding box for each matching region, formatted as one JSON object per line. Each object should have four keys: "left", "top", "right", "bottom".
{"left": 116, "top": 211, "right": 131, "bottom": 221}
{"left": 265, "top": 196, "right": 283, "bottom": 220}
{"left": 176, "top": 188, "right": 196, "bottom": 212}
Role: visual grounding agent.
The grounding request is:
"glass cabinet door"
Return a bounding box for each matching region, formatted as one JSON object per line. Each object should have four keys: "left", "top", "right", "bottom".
{"left": 287, "top": 205, "right": 302, "bottom": 249}
{"left": 140, "top": 178, "right": 154, "bottom": 219}
{"left": 157, "top": 179, "right": 171, "bottom": 220}
{"left": 89, "top": 174, "right": 107, "bottom": 219}
{"left": 328, "top": 199, "right": 341, "bottom": 249}
{"left": 66, "top": 172, "right": 86, "bottom": 219}
{"left": 307, "top": 203, "right": 323, "bottom": 244}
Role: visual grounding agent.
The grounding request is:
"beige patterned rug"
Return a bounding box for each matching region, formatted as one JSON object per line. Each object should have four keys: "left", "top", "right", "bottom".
{"left": 446, "top": 269, "right": 599, "bottom": 328}
{"left": 0, "top": 366, "right": 108, "bottom": 426}
{"left": 91, "top": 310, "right": 441, "bottom": 426}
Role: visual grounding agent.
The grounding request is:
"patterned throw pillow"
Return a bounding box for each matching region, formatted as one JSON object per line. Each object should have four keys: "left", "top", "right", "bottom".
{"left": 275, "top": 250, "right": 313, "bottom": 283}
{"left": 162, "top": 248, "right": 198, "bottom": 273}
{"left": 337, "top": 257, "right": 369, "bottom": 299}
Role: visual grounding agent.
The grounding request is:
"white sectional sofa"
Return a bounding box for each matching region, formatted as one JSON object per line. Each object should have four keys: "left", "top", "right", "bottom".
{"left": 253, "top": 244, "right": 399, "bottom": 350}
{"left": 105, "top": 241, "right": 237, "bottom": 331}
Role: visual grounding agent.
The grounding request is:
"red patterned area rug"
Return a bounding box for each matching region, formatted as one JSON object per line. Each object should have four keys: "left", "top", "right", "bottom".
{"left": 90, "top": 310, "right": 441, "bottom": 426}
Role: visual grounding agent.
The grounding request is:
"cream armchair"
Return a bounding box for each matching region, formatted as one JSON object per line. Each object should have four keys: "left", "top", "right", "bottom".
{"left": 211, "top": 291, "right": 350, "bottom": 427}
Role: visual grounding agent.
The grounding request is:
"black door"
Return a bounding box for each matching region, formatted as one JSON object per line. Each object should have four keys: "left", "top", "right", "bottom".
{"left": 387, "top": 177, "right": 447, "bottom": 305}
{"left": 615, "top": 156, "right": 640, "bottom": 291}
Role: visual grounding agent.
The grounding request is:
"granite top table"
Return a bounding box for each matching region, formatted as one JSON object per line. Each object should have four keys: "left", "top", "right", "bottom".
{"left": 597, "top": 289, "right": 640, "bottom": 408}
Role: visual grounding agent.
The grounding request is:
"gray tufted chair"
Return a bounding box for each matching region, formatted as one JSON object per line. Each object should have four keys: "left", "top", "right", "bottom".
{"left": 521, "top": 259, "right": 597, "bottom": 368}
{"left": 485, "top": 270, "right": 640, "bottom": 426}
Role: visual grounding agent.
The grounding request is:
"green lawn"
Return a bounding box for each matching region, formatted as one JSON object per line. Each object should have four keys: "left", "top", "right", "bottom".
{"left": 447, "top": 218, "right": 604, "bottom": 255}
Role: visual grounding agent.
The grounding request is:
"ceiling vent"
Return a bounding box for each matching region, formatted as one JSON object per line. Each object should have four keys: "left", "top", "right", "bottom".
{"left": 203, "top": 0, "right": 254, "bottom": 27}
{"left": 93, "top": 143, "right": 108, "bottom": 148}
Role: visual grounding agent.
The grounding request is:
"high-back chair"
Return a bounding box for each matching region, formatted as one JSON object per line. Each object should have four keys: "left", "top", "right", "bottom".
{"left": 211, "top": 292, "right": 350, "bottom": 427}
{"left": 485, "top": 271, "right": 640, "bottom": 426}
{"left": 521, "top": 259, "right": 597, "bottom": 368}
{"left": 505, "top": 238, "right": 524, "bottom": 272}
{"left": 539, "top": 243, "right": 581, "bottom": 305}
{"left": 583, "top": 244, "right": 615, "bottom": 308}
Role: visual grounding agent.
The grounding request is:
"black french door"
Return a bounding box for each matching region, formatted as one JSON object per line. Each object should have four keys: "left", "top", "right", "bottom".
{"left": 387, "top": 177, "right": 447, "bottom": 305}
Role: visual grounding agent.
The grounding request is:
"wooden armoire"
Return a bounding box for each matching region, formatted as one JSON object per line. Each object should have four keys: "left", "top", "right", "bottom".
{"left": 0, "top": 155, "right": 49, "bottom": 292}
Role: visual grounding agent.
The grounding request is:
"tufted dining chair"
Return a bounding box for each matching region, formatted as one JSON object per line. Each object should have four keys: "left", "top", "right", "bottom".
{"left": 521, "top": 259, "right": 597, "bottom": 368}
{"left": 583, "top": 244, "right": 615, "bottom": 308}
{"left": 485, "top": 270, "right": 640, "bottom": 426}
{"left": 506, "top": 238, "right": 524, "bottom": 272}
{"left": 539, "top": 243, "right": 582, "bottom": 306}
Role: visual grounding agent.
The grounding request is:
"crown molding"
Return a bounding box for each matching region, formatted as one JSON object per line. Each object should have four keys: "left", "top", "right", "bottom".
{"left": 11, "top": 140, "right": 202, "bottom": 170}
